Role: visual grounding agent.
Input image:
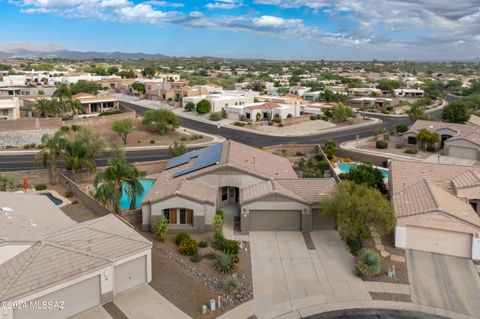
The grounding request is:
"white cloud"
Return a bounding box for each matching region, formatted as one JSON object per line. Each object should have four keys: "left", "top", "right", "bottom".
{"left": 0, "top": 41, "right": 65, "bottom": 52}
{"left": 205, "top": 0, "right": 242, "bottom": 10}
{"left": 143, "top": 1, "right": 184, "bottom": 8}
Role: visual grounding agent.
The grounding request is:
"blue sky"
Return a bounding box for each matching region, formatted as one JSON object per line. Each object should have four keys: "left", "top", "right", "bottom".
{"left": 1, "top": 0, "right": 479, "bottom": 60}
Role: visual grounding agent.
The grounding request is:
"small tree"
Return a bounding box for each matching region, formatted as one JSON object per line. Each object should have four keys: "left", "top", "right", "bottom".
{"left": 417, "top": 128, "right": 440, "bottom": 150}
{"left": 395, "top": 123, "right": 408, "bottom": 134}
{"left": 184, "top": 102, "right": 195, "bottom": 111}
{"left": 152, "top": 217, "right": 168, "bottom": 242}
{"left": 112, "top": 119, "right": 133, "bottom": 145}
{"left": 168, "top": 141, "right": 187, "bottom": 157}
{"left": 196, "top": 99, "right": 211, "bottom": 113}
{"left": 441, "top": 101, "right": 470, "bottom": 124}
{"left": 323, "top": 140, "right": 336, "bottom": 159}
{"left": 132, "top": 82, "right": 146, "bottom": 95}
{"left": 0, "top": 175, "right": 17, "bottom": 191}
{"left": 342, "top": 163, "right": 387, "bottom": 194}
{"left": 322, "top": 181, "right": 395, "bottom": 251}
{"left": 331, "top": 103, "right": 355, "bottom": 122}
{"left": 143, "top": 109, "right": 181, "bottom": 135}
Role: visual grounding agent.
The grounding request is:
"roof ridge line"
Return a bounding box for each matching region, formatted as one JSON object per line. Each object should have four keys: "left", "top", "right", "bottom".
{"left": 83, "top": 223, "right": 152, "bottom": 246}
{"left": 424, "top": 179, "right": 441, "bottom": 210}
{"left": 0, "top": 243, "right": 43, "bottom": 300}
{"left": 44, "top": 240, "right": 113, "bottom": 263}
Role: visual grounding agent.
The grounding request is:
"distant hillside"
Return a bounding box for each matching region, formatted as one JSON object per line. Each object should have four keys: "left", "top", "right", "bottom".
{"left": 0, "top": 49, "right": 171, "bottom": 60}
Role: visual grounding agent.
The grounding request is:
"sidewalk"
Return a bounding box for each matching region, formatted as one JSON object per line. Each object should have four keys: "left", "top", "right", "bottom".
{"left": 174, "top": 108, "right": 382, "bottom": 137}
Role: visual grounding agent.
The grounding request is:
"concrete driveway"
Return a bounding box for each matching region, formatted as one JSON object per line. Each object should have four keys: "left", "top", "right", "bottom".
{"left": 250, "top": 231, "right": 370, "bottom": 319}
{"left": 407, "top": 250, "right": 480, "bottom": 317}
{"left": 113, "top": 285, "right": 191, "bottom": 319}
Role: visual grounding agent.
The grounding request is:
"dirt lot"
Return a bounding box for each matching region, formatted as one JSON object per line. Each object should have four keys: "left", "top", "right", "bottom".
{"left": 359, "top": 137, "right": 432, "bottom": 159}
{"left": 81, "top": 118, "right": 212, "bottom": 147}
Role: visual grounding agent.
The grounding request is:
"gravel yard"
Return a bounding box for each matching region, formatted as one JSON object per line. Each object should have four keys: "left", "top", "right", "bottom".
{"left": 0, "top": 129, "right": 56, "bottom": 148}
{"left": 254, "top": 120, "right": 335, "bottom": 134}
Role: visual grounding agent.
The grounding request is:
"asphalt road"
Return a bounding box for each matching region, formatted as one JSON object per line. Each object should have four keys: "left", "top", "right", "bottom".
{"left": 305, "top": 308, "right": 447, "bottom": 319}
{"left": 0, "top": 98, "right": 447, "bottom": 172}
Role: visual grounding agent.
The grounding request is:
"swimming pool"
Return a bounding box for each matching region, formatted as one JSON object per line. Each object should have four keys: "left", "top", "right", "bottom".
{"left": 119, "top": 178, "right": 156, "bottom": 209}
{"left": 337, "top": 162, "right": 389, "bottom": 180}
{"left": 40, "top": 192, "right": 64, "bottom": 206}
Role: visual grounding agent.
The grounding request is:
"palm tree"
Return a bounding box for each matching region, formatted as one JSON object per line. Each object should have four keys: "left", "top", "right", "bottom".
{"left": 93, "top": 156, "right": 146, "bottom": 214}
{"left": 35, "top": 131, "right": 67, "bottom": 182}
{"left": 53, "top": 84, "right": 72, "bottom": 116}
{"left": 61, "top": 140, "right": 96, "bottom": 178}
{"left": 69, "top": 99, "right": 84, "bottom": 116}
{"left": 0, "top": 175, "right": 17, "bottom": 191}
{"left": 33, "top": 98, "right": 59, "bottom": 117}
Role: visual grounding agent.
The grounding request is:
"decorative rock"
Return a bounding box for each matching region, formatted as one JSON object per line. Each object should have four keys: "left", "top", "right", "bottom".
{"left": 390, "top": 254, "right": 406, "bottom": 263}
{"left": 380, "top": 250, "right": 390, "bottom": 258}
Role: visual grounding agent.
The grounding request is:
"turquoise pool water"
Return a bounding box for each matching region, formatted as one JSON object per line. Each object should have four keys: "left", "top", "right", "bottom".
{"left": 120, "top": 178, "right": 156, "bottom": 209}
{"left": 337, "top": 163, "right": 389, "bottom": 180}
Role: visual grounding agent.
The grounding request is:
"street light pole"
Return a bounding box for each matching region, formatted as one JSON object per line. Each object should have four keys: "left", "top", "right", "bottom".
{"left": 217, "top": 123, "right": 221, "bottom": 136}
{"left": 356, "top": 135, "right": 359, "bottom": 148}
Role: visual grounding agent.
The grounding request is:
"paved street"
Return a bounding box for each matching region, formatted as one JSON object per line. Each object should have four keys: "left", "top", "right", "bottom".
{"left": 407, "top": 250, "right": 480, "bottom": 317}
{"left": 249, "top": 231, "right": 370, "bottom": 319}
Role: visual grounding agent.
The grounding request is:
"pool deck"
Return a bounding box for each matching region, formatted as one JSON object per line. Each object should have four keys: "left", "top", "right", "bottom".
{"left": 25, "top": 189, "right": 72, "bottom": 208}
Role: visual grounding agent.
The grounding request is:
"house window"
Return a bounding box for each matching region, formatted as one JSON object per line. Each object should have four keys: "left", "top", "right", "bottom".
{"left": 221, "top": 187, "right": 228, "bottom": 201}
{"left": 246, "top": 113, "right": 251, "bottom": 119}
{"left": 163, "top": 208, "right": 193, "bottom": 225}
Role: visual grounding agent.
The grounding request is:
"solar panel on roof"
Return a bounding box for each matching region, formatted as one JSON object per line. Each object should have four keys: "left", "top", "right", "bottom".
{"left": 165, "top": 143, "right": 223, "bottom": 178}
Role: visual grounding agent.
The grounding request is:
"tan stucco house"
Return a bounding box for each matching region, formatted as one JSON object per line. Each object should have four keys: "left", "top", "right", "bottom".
{"left": 390, "top": 161, "right": 480, "bottom": 260}
{"left": 0, "top": 192, "right": 152, "bottom": 319}
{"left": 403, "top": 120, "right": 480, "bottom": 160}
{"left": 141, "top": 140, "right": 336, "bottom": 233}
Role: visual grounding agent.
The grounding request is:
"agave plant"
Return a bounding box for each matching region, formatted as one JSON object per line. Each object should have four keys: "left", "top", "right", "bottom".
{"left": 355, "top": 248, "right": 383, "bottom": 278}
{"left": 214, "top": 254, "right": 237, "bottom": 273}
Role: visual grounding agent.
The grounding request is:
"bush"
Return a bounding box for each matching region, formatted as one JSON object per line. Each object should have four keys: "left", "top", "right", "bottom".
{"left": 180, "top": 136, "right": 188, "bottom": 141}
{"left": 395, "top": 123, "right": 408, "bottom": 134}
{"left": 214, "top": 254, "right": 237, "bottom": 273}
{"left": 404, "top": 148, "right": 418, "bottom": 154}
{"left": 190, "top": 253, "right": 203, "bottom": 263}
{"left": 223, "top": 240, "right": 240, "bottom": 255}
{"left": 23, "top": 144, "right": 31, "bottom": 149}
{"left": 355, "top": 249, "right": 383, "bottom": 278}
{"left": 191, "top": 134, "right": 203, "bottom": 140}
{"left": 426, "top": 145, "right": 435, "bottom": 152}
{"left": 295, "top": 151, "right": 305, "bottom": 156}
{"left": 198, "top": 240, "right": 208, "bottom": 248}
{"left": 64, "top": 190, "right": 74, "bottom": 198}
{"left": 71, "top": 124, "right": 81, "bottom": 131}
{"left": 196, "top": 99, "right": 211, "bottom": 113}
{"left": 213, "top": 232, "right": 225, "bottom": 250}
{"left": 60, "top": 125, "right": 70, "bottom": 133}
{"left": 209, "top": 112, "right": 222, "bottom": 121}
{"left": 216, "top": 209, "right": 224, "bottom": 219}
{"left": 375, "top": 140, "right": 388, "bottom": 149}
{"left": 278, "top": 123, "right": 284, "bottom": 127}
{"left": 179, "top": 238, "right": 198, "bottom": 256}
{"left": 175, "top": 232, "right": 191, "bottom": 245}
{"left": 152, "top": 217, "right": 168, "bottom": 242}
{"left": 34, "top": 184, "right": 47, "bottom": 191}
{"left": 99, "top": 109, "right": 122, "bottom": 116}
{"left": 310, "top": 114, "right": 317, "bottom": 120}
{"left": 224, "top": 276, "right": 240, "bottom": 294}
{"left": 203, "top": 252, "right": 217, "bottom": 260}
{"left": 234, "top": 121, "right": 246, "bottom": 127}
{"left": 184, "top": 101, "right": 195, "bottom": 112}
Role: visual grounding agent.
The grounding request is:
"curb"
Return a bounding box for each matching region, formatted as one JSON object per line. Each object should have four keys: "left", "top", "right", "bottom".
{"left": 359, "top": 99, "right": 446, "bottom": 118}
{"left": 175, "top": 110, "right": 383, "bottom": 137}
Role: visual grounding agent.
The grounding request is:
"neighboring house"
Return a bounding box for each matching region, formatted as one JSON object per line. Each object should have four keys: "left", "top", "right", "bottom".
{"left": 348, "top": 97, "right": 398, "bottom": 110}
{"left": 303, "top": 91, "right": 323, "bottom": 102}
{"left": 257, "top": 94, "right": 303, "bottom": 105}
{"left": 97, "top": 78, "right": 135, "bottom": 94}
{"left": 324, "top": 85, "right": 348, "bottom": 95}
{"left": 72, "top": 93, "right": 119, "bottom": 114}
{"left": 347, "top": 87, "right": 382, "bottom": 96}
{"left": 0, "top": 85, "right": 55, "bottom": 97}
{"left": 141, "top": 140, "right": 336, "bottom": 233}
{"left": 0, "top": 96, "right": 20, "bottom": 120}
{"left": 182, "top": 92, "right": 255, "bottom": 113}
{"left": 389, "top": 161, "right": 480, "bottom": 260}
{"left": 0, "top": 192, "right": 152, "bottom": 319}
{"left": 289, "top": 86, "right": 311, "bottom": 97}
{"left": 394, "top": 88, "right": 425, "bottom": 98}
{"left": 225, "top": 102, "right": 300, "bottom": 121}
{"left": 403, "top": 120, "right": 480, "bottom": 160}
{"left": 145, "top": 81, "right": 206, "bottom": 102}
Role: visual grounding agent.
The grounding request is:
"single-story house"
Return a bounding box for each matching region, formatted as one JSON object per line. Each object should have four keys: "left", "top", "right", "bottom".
{"left": 141, "top": 140, "right": 336, "bottom": 233}
{"left": 403, "top": 120, "right": 480, "bottom": 160}
{"left": 72, "top": 93, "right": 119, "bottom": 114}
{"left": 390, "top": 161, "right": 480, "bottom": 260}
{"left": 0, "top": 96, "right": 20, "bottom": 120}
{"left": 0, "top": 192, "right": 152, "bottom": 319}
{"left": 348, "top": 97, "right": 398, "bottom": 110}
{"left": 394, "top": 88, "right": 424, "bottom": 98}
{"left": 225, "top": 102, "right": 301, "bottom": 121}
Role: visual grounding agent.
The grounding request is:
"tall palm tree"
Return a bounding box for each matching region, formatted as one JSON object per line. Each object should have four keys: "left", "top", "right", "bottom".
{"left": 61, "top": 140, "right": 96, "bottom": 177}
{"left": 69, "top": 99, "right": 84, "bottom": 116}
{"left": 35, "top": 131, "right": 67, "bottom": 180}
{"left": 93, "top": 157, "right": 146, "bottom": 214}
{"left": 53, "top": 84, "right": 72, "bottom": 116}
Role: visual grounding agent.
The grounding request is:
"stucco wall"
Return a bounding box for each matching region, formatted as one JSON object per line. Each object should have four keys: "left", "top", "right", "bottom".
{"left": 191, "top": 167, "right": 266, "bottom": 190}
{"left": 396, "top": 211, "right": 480, "bottom": 235}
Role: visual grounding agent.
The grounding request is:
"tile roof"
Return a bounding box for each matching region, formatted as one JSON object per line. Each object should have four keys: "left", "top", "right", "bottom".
{"left": 143, "top": 178, "right": 217, "bottom": 205}
{"left": 451, "top": 170, "right": 480, "bottom": 190}
{"left": 407, "top": 120, "right": 480, "bottom": 146}
{"left": 393, "top": 179, "right": 480, "bottom": 227}
{"left": 240, "top": 178, "right": 336, "bottom": 205}
{"left": 468, "top": 114, "right": 480, "bottom": 127}
{"left": 0, "top": 214, "right": 151, "bottom": 301}
{"left": 246, "top": 102, "right": 281, "bottom": 110}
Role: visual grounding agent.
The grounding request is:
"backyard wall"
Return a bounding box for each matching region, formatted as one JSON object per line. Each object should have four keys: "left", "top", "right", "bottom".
{"left": 335, "top": 148, "right": 389, "bottom": 167}
{"left": 0, "top": 118, "right": 62, "bottom": 131}
{"left": 64, "top": 109, "right": 136, "bottom": 127}
{"left": 0, "top": 168, "right": 52, "bottom": 185}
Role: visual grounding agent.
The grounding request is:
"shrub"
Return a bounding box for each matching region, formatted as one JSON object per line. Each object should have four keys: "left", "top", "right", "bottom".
{"left": 214, "top": 254, "right": 237, "bottom": 273}
{"left": 71, "top": 124, "right": 81, "bottom": 131}
{"left": 99, "top": 109, "right": 122, "bottom": 116}
{"left": 224, "top": 276, "right": 240, "bottom": 294}
{"left": 213, "top": 214, "right": 223, "bottom": 233}
{"left": 190, "top": 253, "right": 203, "bottom": 263}
{"left": 180, "top": 136, "right": 188, "bottom": 142}
{"left": 376, "top": 140, "right": 388, "bottom": 149}
{"left": 404, "top": 148, "right": 418, "bottom": 154}
{"left": 216, "top": 209, "right": 224, "bottom": 219}
{"left": 196, "top": 99, "right": 211, "bottom": 114}
{"left": 213, "top": 232, "right": 225, "bottom": 250}
{"left": 34, "top": 184, "right": 47, "bottom": 191}
{"left": 191, "top": 134, "right": 203, "bottom": 140}
{"left": 198, "top": 240, "right": 208, "bottom": 248}
{"left": 278, "top": 123, "right": 284, "bottom": 127}
{"left": 355, "top": 249, "right": 383, "bottom": 278}
{"left": 64, "top": 190, "right": 74, "bottom": 198}
{"left": 209, "top": 112, "right": 222, "bottom": 121}
{"left": 179, "top": 238, "right": 198, "bottom": 256}
{"left": 234, "top": 121, "right": 246, "bottom": 127}
{"left": 267, "top": 121, "right": 274, "bottom": 126}
{"left": 184, "top": 101, "right": 195, "bottom": 112}
{"left": 38, "top": 144, "right": 45, "bottom": 149}
{"left": 287, "top": 113, "right": 293, "bottom": 118}
{"left": 175, "top": 232, "right": 191, "bottom": 245}
{"left": 23, "top": 144, "right": 31, "bottom": 149}
{"left": 223, "top": 240, "right": 240, "bottom": 255}
{"left": 395, "top": 123, "right": 408, "bottom": 134}
{"left": 203, "top": 252, "right": 217, "bottom": 260}
{"left": 152, "top": 217, "right": 168, "bottom": 242}
{"left": 60, "top": 125, "right": 70, "bottom": 133}
{"left": 426, "top": 145, "right": 435, "bottom": 152}
{"left": 310, "top": 114, "right": 317, "bottom": 120}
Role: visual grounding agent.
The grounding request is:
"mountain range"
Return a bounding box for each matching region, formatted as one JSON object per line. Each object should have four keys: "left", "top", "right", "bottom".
{"left": 0, "top": 48, "right": 171, "bottom": 60}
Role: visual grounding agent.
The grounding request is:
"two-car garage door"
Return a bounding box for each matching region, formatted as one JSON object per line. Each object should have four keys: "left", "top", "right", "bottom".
{"left": 249, "top": 210, "right": 301, "bottom": 231}
{"left": 448, "top": 146, "right": 478, "bottom": 160}
{"left": 114, "top": 256, "right": 147, "bottom": 294}
{"left": 14, "top": 276, "right": 101, "bottom": 319}
{"left": 406, "top": 226, "right": 472, "bottom": 258}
